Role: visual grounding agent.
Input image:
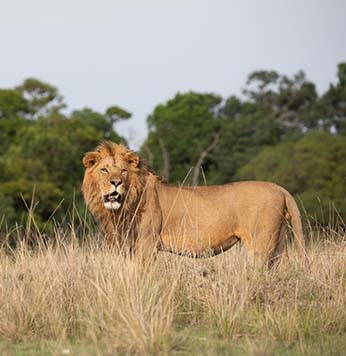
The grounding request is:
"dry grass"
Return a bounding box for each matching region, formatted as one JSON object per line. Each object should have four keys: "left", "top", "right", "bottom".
{"left": 0, "top": 224, "right": 346, "bottom": 355}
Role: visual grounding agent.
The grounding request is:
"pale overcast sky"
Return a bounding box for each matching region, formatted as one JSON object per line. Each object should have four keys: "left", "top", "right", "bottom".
{"left": 1, "top": 0, "right": 345, "bottom": 149}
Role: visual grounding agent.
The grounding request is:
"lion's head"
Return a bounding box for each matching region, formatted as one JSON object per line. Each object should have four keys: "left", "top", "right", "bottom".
{"left": 82, "top": 142, "right": 144, "bottom": 215}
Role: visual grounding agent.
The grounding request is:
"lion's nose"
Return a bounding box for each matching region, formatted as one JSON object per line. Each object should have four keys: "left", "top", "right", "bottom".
{"left": 110, "top": 179, "right": 122, "bottom": 187}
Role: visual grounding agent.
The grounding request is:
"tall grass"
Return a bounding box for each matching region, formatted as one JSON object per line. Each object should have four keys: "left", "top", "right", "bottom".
{"left": 0, "top": 219, "right": 345, "bottom": 354}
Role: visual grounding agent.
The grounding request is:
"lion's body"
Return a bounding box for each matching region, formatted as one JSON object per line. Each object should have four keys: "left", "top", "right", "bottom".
{"left": 82, "top": 142, "right": 306, "bottom": 267}
{"left": 157, "top": 182, "right": 305, "bottom": 264}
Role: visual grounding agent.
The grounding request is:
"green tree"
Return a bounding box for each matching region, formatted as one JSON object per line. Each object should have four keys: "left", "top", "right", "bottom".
{"left": 0, "top": 89, "right": 28, "bottom": 118}
{"left": 317, "top": 62, "right": 346, "bottom": 133}
{"left": 0, "top": 146, "right": 64, "bottom": 228}
{"left": 141, "top": 92, "right": 222, "bottom": 183}
{"left": 105, "top": 105, "right": 132, "bottom": 124}
{"left": 244, "top": 69, "right": 318, "bottom": 130}
{"left": 14, "top": 110, "right": 125, "bottom": 204}
{"left": 0, "top": 88, "right": 31, "bottom": 152}
{"left": 71, "top": 108, "right": 126, "bottom": 142}
{"left": 0, "top": 80, "right": 128, "bottom": 230}
{"left": 209, "top": 95, "right": 284, "bottom": 184}
{"left": 16, "top": 78, "right": 65, "bottom": 118}
{"left": 207, "top": 70, "right": 318, "bottom": 184}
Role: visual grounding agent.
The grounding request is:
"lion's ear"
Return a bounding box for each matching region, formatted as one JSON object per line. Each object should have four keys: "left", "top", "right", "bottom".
{"left": 125, "top": 151, "right": 140, "bottom": 168}
{"left": 83, "top": 152, "right": 100, "bottom": 168}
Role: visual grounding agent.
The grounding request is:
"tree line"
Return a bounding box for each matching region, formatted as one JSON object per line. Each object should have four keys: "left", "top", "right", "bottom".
{"left": 0, "top": 63, "right": 346, "bottom": 232}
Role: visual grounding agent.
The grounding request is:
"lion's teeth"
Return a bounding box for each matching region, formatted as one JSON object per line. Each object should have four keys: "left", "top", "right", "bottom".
{"left": 106, "top": 193, "right": 121, "bottom": 203}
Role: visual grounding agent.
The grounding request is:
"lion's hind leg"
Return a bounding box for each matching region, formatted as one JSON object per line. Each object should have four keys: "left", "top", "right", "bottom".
{"left": 269, "top": 222, "right": 289, "bottom": 269}
{"left": 241, "top": 224, "right": 285, "bottom": 270}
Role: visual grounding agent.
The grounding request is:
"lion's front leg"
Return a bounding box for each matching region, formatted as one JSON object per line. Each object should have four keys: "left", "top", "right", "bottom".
{"left": 134, "top": 234, "right": 159, "bottom": 267}
{"left": 134, "top": 209, "right": 162, "bottom": 267}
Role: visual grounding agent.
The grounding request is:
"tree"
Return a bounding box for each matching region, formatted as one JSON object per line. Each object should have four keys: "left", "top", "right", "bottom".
{"left": 0, "top": 88, "right": 31, "bottom": 152}
{"left": 71, "top": 108, "right": 125, "bottom": 142}
{"left": 141, "top": 92, "right": 222, "bottom": 183}
{"left": 0, "top": 146, "right": 64, "bottom": 228}
{"left": 244, "top": 69, "right": 318, "bottom": 130}
{"left": 317, "top": 62, "right": 346, "bottom": 133}
{"left": 205, "top": 70, "right": 318, "bottom": 185}
{"left": 16, "top": 78, "right": 65, "bottom": 118}
{"left": 208, "top": 94, "right": 285, "bottom": 184}
{"left": 243, "top": 70, "right": 280, "bottom": 113}
{"left": 0, "top": 79, "right": 129, "bottom": 231}
{"left": 105, "top": 106, "right": 132, "bottom": 125}
{"left": 0, "top": 89, "right": 28, "bottom": 118}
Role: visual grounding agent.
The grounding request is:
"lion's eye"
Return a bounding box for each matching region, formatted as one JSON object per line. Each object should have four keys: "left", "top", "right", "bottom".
{"left": 121, "top": 169, "right": 127, "bottom": 174}
{"left": 100, "top": 168, "right": 109, "bottom": 174}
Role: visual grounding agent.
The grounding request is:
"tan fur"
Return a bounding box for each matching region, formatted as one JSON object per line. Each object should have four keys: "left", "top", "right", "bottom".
{"left": 82, "top": 141, "right": 306, "bottom": 267}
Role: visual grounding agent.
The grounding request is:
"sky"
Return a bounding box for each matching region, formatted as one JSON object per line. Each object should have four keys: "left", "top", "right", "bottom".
{"left": 1, "top": 0, "right": 346, "bottom": 149}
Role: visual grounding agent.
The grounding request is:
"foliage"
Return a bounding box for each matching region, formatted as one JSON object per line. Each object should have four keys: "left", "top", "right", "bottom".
{"left": 0, "top": 80, "right": 127, "bottom": 229}
{"left": 16, "top": 78, "right": 65, "bottom": 118}
{"left": 105, "top": 105, "right": 132, "bottom": 124}
{"left": 317, "top": 62, "right": 346, "bottom": 133}
{"left": 0, "top": 89, "right": 28, "bottom": 118}
{"left": 142, "top": 92, "right": 222, "bottom": 182}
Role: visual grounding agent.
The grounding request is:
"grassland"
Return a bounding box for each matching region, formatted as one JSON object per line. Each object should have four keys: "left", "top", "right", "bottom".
{"left": 0, "top": 224, "right": 345, "bottom": 355}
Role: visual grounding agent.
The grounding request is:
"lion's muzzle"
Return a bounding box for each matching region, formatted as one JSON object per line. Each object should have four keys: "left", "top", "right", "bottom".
{"left": 103, "top": 190, "right": 123, "bottom": 210}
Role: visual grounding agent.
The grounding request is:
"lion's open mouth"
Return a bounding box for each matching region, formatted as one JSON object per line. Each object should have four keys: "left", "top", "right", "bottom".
{"left": 103, "top": 191, "right": 122, "bottom": 204}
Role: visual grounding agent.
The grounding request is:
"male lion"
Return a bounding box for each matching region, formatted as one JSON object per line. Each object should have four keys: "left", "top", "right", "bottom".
{"left": 82, "top": 141, "right": 306, "bottom": 267}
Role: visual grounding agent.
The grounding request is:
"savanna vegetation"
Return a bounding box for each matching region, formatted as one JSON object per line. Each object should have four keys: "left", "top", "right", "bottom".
{"left": 0, "top": 224, "right": 345, "bottom": 355}
{"left": 0, "top": 64, "right": 346, "bottom": 354}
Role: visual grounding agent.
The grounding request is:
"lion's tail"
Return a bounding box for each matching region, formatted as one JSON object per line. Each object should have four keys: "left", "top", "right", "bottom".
{"left": 281, "top": 188, "right": 308, "bottom": 261}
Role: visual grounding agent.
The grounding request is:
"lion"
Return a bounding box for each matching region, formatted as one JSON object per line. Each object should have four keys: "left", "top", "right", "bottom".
{"left": 82, "top": 141, "right": 306, "bottom": 267}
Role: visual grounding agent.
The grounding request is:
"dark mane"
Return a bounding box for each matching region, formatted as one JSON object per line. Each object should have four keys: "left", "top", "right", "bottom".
{"left": 139, "top": 159, "right": 167, "bottom": 184}
{"left": 97, "top": 140, "right": 117, "bottom": 156}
